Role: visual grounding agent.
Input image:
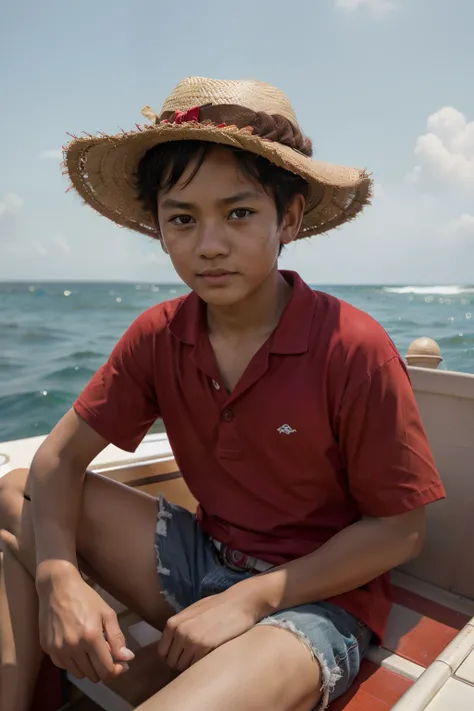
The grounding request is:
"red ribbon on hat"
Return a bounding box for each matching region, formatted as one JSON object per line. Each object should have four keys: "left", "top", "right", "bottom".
{"left": 172, "top": 103, "right": 214, "bottom": 125}
{"left": 174, "top": 106, "right": 202, "bottom": 124}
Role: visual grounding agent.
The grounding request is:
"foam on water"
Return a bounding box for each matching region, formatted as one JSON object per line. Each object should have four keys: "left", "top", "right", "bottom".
{"left": 384, "top": 286, "right": 474, "bottom": 295}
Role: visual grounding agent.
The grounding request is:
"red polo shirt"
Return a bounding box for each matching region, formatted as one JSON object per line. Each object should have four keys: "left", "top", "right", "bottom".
{"left": 74, "top": 270, "right": 445, "bottom": 642}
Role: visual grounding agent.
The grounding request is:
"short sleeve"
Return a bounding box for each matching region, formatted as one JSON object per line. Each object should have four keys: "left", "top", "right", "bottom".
{"left": 338, "top": 356, "right": 446, "bottom": 517}
{"left": 74, "top": 312, "right": 160, "bottom": 452}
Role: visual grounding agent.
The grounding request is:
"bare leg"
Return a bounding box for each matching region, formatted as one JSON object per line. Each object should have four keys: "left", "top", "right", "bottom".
{"left": 136, "top": 625, "right": 322, "bottom": 711}
{"left": 0, "top": 468, "right": 176, "bottom": 711}
{"left": 0, "top": 552, "right": 2, "bottom": 703}
{"left": 0, "top": 543, "right": 43, "bottom": 711}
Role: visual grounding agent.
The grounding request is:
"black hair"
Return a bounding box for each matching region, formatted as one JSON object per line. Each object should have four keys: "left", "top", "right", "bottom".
{"left": 136, "top": 141, "right": 309, "bottom": 256}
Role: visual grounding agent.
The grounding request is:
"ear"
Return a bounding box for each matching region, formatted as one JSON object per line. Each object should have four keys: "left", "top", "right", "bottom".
{"left": 154, "top": 225, "right": 169, "bottom": 255}
{"left": 153, "top": 205, "right": 169, "bottom": 255}
{"left": 158, "top": 234, "right": 169, "bottom": 255}
{"left": 279, "top": 193, "right": 305, "bottom": 246}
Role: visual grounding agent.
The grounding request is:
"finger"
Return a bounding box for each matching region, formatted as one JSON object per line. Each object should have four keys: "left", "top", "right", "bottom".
{"left": 64, "top": 658, "right": 86, "bottom": 680}
{"left": 179, "top": 643, "right": 212, "bottom": 672}
{"left": 165, "top": 636, "right": 186, "bottom": 670}
{"left": 176, "top": 646, "right": 196, "bottom": 672}
{"left": 75, "top": 651, "right": 101, "bottom": 683}
{"left": 103, "top": 611, "right": 134, "bottom": 662}
{"left": 89, "top": 634, "right": 129, "bottom": 681}
{"left": 158, "top": 620, "right": 175, "bottom": 659}
{"left": 189, "top": 644, "right": 211, "bottom": 668}
{"left": 49, "top": 653, "right": 67, "bottom": 670}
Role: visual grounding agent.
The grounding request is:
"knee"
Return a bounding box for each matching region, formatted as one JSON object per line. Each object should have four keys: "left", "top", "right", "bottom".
{"left": 0, "top": 468, "right": 29, "bottom": 532}
{"left": 0, "top": 527, "right": 19, "bottom": 556}
{"left": 0, "top": 468, "right": 29, "bottom": 502}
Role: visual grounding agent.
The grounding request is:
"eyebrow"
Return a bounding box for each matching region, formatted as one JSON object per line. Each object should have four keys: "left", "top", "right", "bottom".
{"left": 160, "top": 190, "right": 261, "bottom": 211}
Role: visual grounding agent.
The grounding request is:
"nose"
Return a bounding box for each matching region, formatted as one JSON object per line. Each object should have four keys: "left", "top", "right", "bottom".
{"left": 196, "top": 219, "right": 230, "bottom": 259}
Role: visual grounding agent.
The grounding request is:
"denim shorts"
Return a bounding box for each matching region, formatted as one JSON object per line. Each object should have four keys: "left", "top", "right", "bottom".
{"left": 155, "top": 495, "right": 372, "bottom": 709}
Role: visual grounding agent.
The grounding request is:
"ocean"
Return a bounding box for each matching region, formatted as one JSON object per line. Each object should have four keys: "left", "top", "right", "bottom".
{"left": 1, "top": 281, "right": 473, "bottom": 443}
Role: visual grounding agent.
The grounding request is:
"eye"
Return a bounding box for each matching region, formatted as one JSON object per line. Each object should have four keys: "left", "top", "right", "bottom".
{"left": 169, "top": 214, "right": 195, "bottom": 226}
{"left": 228, "top": 208, "right": 254, "bottom": 220}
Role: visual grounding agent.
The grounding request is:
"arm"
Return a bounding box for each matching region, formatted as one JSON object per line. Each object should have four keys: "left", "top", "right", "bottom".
{"left": 31, "top": 408, "right": 109, "bottom": 582}
{"left": 33, "top": 307, "right": 160, "bottom": 570}
{"left": 31, "top": 306, "right": 159, "bottom": 567}
{"left": 31, "top": 313, "right": 160, "bottom": 681}
{"left": 234, "top": 508, "right": 426, "bottom": 617}
{"left": 33, "top": 311, "right": 158, "bottom": 578}
{"left": 31, "top": 410, "right": 136, "bottom": 681}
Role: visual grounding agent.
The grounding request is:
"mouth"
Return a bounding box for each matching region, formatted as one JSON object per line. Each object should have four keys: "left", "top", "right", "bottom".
{"left": 197, "top": 270, "right": 237, "bottom": 284}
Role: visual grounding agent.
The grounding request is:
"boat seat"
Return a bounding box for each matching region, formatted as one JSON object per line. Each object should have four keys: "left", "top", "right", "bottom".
{"left": 332, "top": 584, "right": 471, "bottom": 709}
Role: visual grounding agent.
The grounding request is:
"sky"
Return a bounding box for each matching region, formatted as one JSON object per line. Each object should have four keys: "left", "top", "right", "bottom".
{"left": 1, "top": 0, "right": 473, "bottom": 285}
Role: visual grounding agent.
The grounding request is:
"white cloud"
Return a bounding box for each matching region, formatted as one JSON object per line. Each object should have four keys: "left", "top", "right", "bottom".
{"left": 53, "top": 233, "right": 71, "bottom": 253}
{"left": 0, "top": 203, "right": 171, "bottom": 281}
{"left": 445, "top": 213, "right": 474, "bottom": 240}
{"left": 408, "top": 107, "right": 474, "bottom": 189}
{"left": 0, "top": 192, "right": 24, "bottom": 219}
{"left": 32, "top": 240, "right": 48, "bottom": 256}
{"left": 334, "top": 0, "right": 397, "bottom": 12}
{"left": 3, "top": 234, "right": 69, "bottom": 260}
{"left": 39, "top": 149, "right": 63, "bottom": 160}
{"left": 405, "top": 165, "right": 421, "bottom": 184}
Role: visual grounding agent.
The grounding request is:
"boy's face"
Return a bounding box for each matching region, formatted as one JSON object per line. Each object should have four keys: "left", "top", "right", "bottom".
{"left": 157, "top": 147, "right": 304, "bottom": 307}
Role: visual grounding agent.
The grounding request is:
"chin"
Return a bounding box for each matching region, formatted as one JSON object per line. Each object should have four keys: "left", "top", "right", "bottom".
{"left": 199, "top": 290, "right": 244, "bottom": 307}
{"left": 193, "top": 282, "right": 246, "bottom": 307}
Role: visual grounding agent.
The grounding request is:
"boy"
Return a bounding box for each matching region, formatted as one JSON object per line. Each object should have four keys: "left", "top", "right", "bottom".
{"left": 0, "top": 77, "right": 445, "bottom": 711}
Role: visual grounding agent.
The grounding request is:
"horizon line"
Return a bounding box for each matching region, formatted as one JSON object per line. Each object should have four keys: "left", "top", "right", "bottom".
{"left": 1, "top": 279, "right": 473, "bottom": 288}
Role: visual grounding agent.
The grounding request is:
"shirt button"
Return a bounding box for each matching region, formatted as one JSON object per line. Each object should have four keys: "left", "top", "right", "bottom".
{"left": 222, "top": 408, "right": 234, "bottom": 422}
{"left": 212, "top": 380, "right": 220, "bottom": 390}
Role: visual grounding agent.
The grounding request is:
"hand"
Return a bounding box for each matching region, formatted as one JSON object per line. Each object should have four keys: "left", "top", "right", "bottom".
{"left": 36, "top": 563, "right": 135, "bottom": 683}
{"left": 158, "top": 587, "right": 260, "bottom": 672}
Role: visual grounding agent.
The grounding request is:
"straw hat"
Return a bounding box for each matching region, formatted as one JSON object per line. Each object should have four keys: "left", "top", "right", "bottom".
{"left": 64, "top": 76, "right": 372, "bottom": 238}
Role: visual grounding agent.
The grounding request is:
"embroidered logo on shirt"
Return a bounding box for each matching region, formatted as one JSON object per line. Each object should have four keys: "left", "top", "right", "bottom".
{"left": 277, "top": 424, "right": 297, "bottom": 435}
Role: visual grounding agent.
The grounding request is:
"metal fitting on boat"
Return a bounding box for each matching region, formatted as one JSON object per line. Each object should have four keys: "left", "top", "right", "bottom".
{"left": 406, "top": 338, "right": 443, "bottom": 369}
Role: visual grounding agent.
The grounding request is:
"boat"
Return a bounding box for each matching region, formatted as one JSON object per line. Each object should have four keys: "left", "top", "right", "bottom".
{"left": 1, "top": 339, "right": 473, "bottom": 710}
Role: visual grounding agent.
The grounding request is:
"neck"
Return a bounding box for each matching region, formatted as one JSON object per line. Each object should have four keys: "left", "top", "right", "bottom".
{"left": 206, "top": 270, "right": 292, "bottom": 340}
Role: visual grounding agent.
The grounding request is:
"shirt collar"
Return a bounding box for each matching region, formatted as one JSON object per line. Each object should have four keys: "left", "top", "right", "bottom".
{"left": 168, "top": 289, "right": 203, "bottom": 346}
{"left": 168, "top": 270, "right": 316, "bottom": 355}
{"left": 269, "top": 271, "right": 317, "bottom": 354}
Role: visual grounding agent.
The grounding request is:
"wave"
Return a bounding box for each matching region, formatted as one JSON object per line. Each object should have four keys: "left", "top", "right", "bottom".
{"left": 56, "top": 349, "right": 105, "bottom": 361}
{"left": 0, "top": 389, "right": 73, "bottom": 439}
{"left": 383, "top": 286, "right": 474, "bottom": 295}
{"left": 0, "top": 387, "right": 164, "bottom": 442}
{"left": 437, "top": 333, "right": 474, "bottom": 345}
{"left": 46, "top": 365, "right": 96, "bottom": 381}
